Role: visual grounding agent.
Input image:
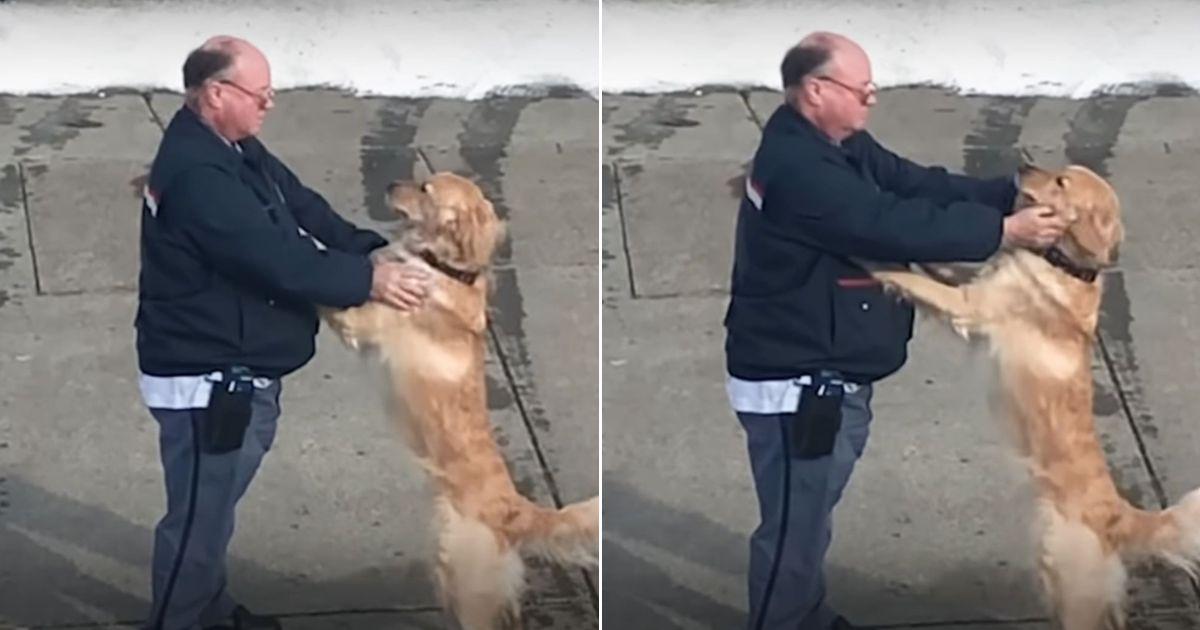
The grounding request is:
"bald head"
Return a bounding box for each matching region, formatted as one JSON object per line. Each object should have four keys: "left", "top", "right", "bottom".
{"left": 183, "top": 35, "right": 274, "bottom": 141}
{"left": 206, "top": 36, "right": 269, "bottom": 73}
{"left": 183, "top": 36, "right": 267, "bottom": 90}
{"left": 800, "top": 32, "right": 863, "bottom": 57}
{"left": 780, "top": 31, "right": 877, "bottom": 142}
{"left": 202, "top": 35, "right": 258, "bottom": 55}
{"left": 781, "top": 31, "right": 868, "bottom": 89}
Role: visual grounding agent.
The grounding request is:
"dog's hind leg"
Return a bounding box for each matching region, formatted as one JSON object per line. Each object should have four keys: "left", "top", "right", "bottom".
{"left": 434, "top": 499, "right": 525, "bottom": 630}
{"left": 1038, "top": 505, "right": 1128, "bottom": 630}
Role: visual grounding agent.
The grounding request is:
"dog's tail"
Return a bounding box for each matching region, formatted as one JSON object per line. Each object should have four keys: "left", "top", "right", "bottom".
{"left": 506, "top": 495, "right": 599, "bottom": 567}
{"left": 1114, "top": 488, "right": 1200, "bottom": 578}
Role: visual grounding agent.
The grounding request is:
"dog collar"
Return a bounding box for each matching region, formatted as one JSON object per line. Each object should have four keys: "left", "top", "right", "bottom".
{"left": 420, "top": 250, "right": 480, "bottom": 285}
{"left": 1043, "top": 246, "right": 1098, "bottom": 283}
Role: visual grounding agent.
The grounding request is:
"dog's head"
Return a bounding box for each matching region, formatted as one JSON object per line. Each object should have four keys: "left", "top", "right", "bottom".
{"left": 385, "top": 172, "right": 505, "bottom": 270}
{"left": 1017, "top": 163, "right": 1124, "bottom": 267}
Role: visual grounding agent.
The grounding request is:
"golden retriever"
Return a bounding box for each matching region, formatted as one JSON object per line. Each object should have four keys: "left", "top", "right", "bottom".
{"left": 321, "top": 172, "right": 598, "bottom": 629}
{"left": 870, "top": 164, "right": 1200, "bottom": 629}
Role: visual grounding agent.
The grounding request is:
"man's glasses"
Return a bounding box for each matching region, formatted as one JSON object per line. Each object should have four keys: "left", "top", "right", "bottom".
{"left": 814, "top": 75, "right": 877, "bottom": 105}
{"left": 217, "top": 80, "right": 275, "bottom": 109}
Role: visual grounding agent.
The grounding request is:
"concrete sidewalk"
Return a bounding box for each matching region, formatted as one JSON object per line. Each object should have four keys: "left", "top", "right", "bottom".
{"left": 602, "top": 87, "right": 1200, "bottom": 629}
{"left": 0, "top": 90, "right": 598, "bottom": 628}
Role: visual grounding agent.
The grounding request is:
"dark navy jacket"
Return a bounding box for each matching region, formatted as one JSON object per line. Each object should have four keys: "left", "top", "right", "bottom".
{"left": 724, "top": 104, "right": 1017, "bottom": 383}
{"left": 135, "top": 106, "right": 387, "bottom": 378}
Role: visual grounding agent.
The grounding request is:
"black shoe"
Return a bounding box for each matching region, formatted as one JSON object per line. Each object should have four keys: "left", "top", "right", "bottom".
{"left": 203, "top": 605, "right": 282, "bottom": 630}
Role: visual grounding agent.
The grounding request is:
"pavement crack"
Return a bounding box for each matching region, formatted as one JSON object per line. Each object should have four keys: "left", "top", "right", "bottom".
{"left": 42, "top": 285, "right": 137, "bottom": 297}
{"left": 1097, "top": 334, "right": 1169, "bottom": 510}
{"left": 1097, "top": 333, "right": 1200, "bottom": 606}
{"left": 611, "top": 161, "right": 638, "bottom": 298}
{"left": 740, "top": 90, "right": 764, "bottom": 130}
{"left": 415, "top": 146, "right": 436, "bottom": 173}
{"left": 141, "top": 92, "right": 165, "bottom": 132}
{"left": 636, "top": 288, "right": 729, "bottom": 301}
{"left": 485, "top": 324, "right": 599, "bottom": 607}
{"left": 487, "top": 326, "right": 565, "bottom": 509}
{"left": 16, "top": 161, "right": 41, "bottom": 295}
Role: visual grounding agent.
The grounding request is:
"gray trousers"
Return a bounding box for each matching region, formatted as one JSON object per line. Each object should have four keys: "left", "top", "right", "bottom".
{"left": 145, "top": 381, "right": 282, "bottom": 630}
{"left": 736, "top": 383, "right": 873, "bottom": 630}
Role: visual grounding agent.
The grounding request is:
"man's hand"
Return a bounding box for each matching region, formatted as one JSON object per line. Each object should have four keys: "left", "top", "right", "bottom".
{"left": 1002, "top": 204, "right": 1070, "bottom": 250}
{"left": 370, "top": 261, "right": 431, "bottom": 311}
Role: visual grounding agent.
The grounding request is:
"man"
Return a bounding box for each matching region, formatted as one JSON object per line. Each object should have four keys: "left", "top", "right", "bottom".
{"left": 723, "top": 32, "right": 1069, "bottom": 630}
{"left": 136, "top": 36, "right": 428, "bottom": 630}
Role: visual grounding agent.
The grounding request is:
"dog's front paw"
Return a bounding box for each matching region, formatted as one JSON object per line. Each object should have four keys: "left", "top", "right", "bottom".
{"left": 950, "top": 316, "right": 972, "bottom": 340}
{"left": 871, "top": 271, "right": 914, "bottom": 300}
{"left": 321, "top": 307, "right": 362, "bottom": 350}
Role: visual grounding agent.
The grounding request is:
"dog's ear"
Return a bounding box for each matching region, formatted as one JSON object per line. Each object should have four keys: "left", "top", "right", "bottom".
{"left": 1069, "top": 199, "right": 1119, "bottom": 265}
{"left": 439, "top": 206, "right": 459, "bottom": 230}
{"left": 492, "top": 215, "right": 508, "bottom": 254}
{"left": 1050, "top": 173, "right": 1079, "bottom": 222}
{"left": 1015, "top": 162, "right": 1052, "bottom": 211}
{"left": 459, "top": 198, "right": 503, "bottom": 267}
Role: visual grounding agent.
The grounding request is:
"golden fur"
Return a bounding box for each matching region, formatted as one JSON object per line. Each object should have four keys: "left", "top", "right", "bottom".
{"left": 322, "top": 173, "right": 598, "bottom": 629}
{"left": 871, "top": 165, "right": 1200, "bottom": 629}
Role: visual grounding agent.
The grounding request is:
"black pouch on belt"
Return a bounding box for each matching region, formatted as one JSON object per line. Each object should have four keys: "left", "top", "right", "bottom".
{"left": 790, "top": 376, "right": 845, "bottom": 459}
{"left": 201, "top": 366, "right": 255, "bottom": 454}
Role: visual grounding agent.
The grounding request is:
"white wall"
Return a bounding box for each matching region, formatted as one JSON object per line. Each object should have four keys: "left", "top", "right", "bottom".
{"left": 603, "top": 0, "right": 1199, "bottom": 97}
{"left": 0, "top": 0, "right": 598, "bottom": 98}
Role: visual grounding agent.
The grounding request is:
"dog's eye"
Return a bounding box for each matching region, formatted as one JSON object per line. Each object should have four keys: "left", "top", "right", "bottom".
{"left": 1056, "top": 176, "right": 1069, "bottom": 188}
{"left": 421, "top": 182, "right": 433, "bottom": 194}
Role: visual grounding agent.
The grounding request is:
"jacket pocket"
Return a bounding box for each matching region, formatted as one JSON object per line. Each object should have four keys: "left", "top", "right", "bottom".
{"left": 831, "top": 280, "right": 914, "bottom": 364}
{"left": 240, "top": 294, "right": 318, "bottom": 359}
